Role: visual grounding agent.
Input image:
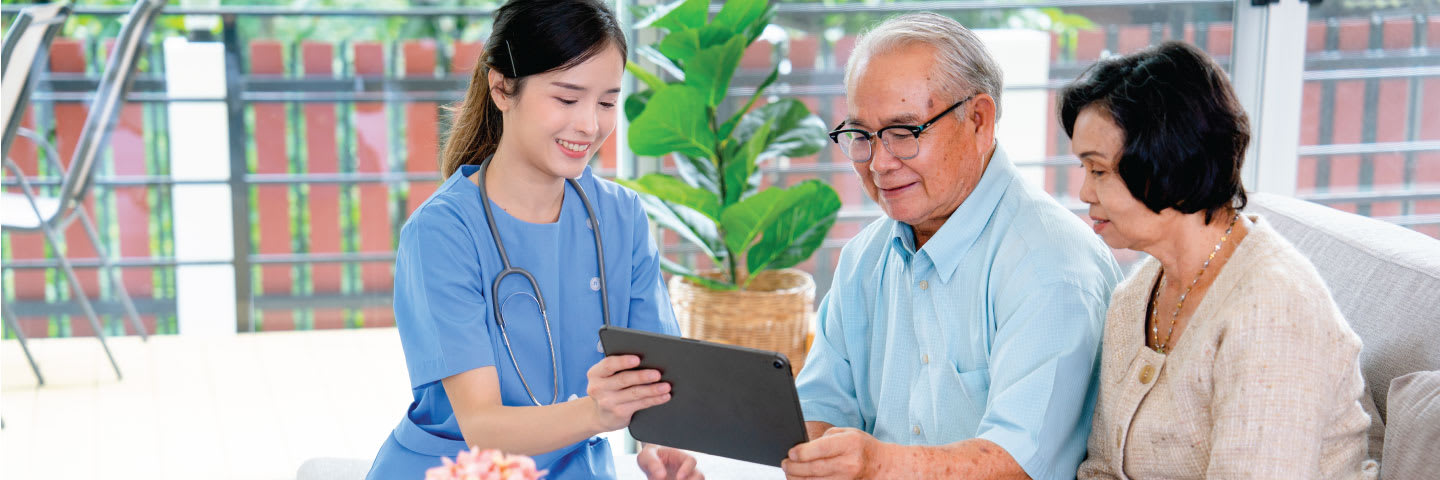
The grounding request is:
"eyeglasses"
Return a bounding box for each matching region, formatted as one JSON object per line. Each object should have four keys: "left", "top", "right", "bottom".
{"left": 827, "top": 94, "right": 976, "bottom": 163}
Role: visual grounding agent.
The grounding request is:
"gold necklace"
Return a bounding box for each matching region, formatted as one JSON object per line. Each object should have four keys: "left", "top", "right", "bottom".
{"left": 1149, "top": 213, "right": 1239, "bottom": 354}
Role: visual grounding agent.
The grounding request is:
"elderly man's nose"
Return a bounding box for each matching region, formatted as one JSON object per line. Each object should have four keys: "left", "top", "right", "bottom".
{"left": 869, "top": 145, "right": 904, "bottom": 173}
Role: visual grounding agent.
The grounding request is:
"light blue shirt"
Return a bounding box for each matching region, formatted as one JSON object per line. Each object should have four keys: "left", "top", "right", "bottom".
{"left": 368, "top": 164, "right": 680, "bottom": 480}
{"left": 796, "top": 146, "right": 1121, "bottom": 480}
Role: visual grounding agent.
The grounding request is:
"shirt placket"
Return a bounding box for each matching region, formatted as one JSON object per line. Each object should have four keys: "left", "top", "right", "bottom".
{"left": 908, "top": 253, "right": 936, "bottom": 443}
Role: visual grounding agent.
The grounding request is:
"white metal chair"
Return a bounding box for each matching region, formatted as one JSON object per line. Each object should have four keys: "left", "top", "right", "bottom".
{"left": 1, "top": 0, "right": 167, "bottom": 384}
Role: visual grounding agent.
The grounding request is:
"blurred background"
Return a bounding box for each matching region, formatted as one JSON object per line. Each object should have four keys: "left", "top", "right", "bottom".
{"left": 1, "top": 0, "right": 1435, "bottom": 478}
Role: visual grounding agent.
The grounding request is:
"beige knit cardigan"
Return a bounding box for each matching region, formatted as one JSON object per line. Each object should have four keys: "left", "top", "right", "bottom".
{"left": 1077, "top": 215, "right": 1378, "bottom": 480}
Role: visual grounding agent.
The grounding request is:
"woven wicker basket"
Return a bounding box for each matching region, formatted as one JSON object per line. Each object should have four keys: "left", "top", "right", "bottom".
{"left": 668, "top": 268, "right": 815, "bottom": 375}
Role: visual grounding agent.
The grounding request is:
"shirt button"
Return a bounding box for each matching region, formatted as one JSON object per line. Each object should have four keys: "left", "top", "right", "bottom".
{"left": 912, "top": 425, "right": 922, "bottom": 435}
{"left": 590, "top": 277, "right": 601, "bottom": 291}
{"left": 1139, "top": 364, "right": 1155, "bottom": 384}
{"left": 918, "top": 280, "right": 929, "bottom": 290}
{"left": 921, "top": 354, "right": 929, "bottom": 365}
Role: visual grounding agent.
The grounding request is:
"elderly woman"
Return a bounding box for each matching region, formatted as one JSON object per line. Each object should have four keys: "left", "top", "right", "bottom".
{"left": 1063, "top": 41, "right": 1378, "bottom": 479}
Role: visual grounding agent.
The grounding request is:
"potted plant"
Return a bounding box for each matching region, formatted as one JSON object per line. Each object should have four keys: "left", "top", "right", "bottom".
{"left": 620, "top": 0, "right": 838, "bottom": 371}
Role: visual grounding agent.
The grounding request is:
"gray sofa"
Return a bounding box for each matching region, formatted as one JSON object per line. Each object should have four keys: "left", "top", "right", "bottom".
{"left": 1249, "top": 192, "right": 1440, "bottom": 475}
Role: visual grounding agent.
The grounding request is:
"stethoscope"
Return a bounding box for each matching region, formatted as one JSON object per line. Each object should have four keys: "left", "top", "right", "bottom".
{"left": 476, "top": 155, "right": 611, "bottom": 406}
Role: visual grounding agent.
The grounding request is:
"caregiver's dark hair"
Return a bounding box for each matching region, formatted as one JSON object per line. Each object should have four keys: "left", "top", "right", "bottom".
{"left": 440, "top": 0, "right": 628, "bottom": 177}
{"left": 1059, "top": 41, "right": 1250, "bottom": 224}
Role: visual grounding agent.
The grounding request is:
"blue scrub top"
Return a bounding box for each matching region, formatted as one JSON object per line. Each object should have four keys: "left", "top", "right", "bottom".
{"left": 367, "top": 164, "right": 680, "bottom": 479}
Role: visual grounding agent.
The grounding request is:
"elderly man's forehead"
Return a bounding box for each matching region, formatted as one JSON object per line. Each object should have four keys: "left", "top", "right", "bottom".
{"left": 841, "top": 44, "right": 944, "bottom": 126}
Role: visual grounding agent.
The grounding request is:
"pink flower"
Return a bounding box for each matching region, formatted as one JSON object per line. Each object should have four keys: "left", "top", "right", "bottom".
{"left": 424, "top": 447, "right": 547, "bottom": 480}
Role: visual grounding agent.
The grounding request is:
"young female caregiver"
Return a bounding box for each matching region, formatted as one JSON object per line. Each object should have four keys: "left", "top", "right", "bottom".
{"left": 365, "top": 1, "right": 702, "bottom": 478}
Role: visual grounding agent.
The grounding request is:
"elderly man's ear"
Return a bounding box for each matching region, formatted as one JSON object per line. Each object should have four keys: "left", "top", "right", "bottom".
{"left": 964, "top": 93, "right": 999, "bottom": 156}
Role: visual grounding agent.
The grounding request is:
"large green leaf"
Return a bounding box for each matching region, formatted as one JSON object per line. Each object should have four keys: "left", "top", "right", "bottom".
{"left": 628, "top": 86, "right": 716, "bottom": 160}
{"left": 722, "top": 121, "right": 771, "bottom": 205}
{"left": 656, "top": 29, "right": 702, "bottom": 63}
{"left": 671, "top": 152, "right": 719, "bottom": 193}
{"left": 684, "top": 35, "right": 747, "bottom": 108}
{"left": 637, "top": 0, "right": 708, "bottom": 32}
{"left": 733, "top": 99, "right": 830, "bottom": 164}
{"left": 633, "top": 193, "right": 724, "bottom": 264}
{"left": 712, "top": 0, "right": 774, "bottom": 45}
{"left": 658, "top": 255, "right": 737, "bottom": 291}
{"left": 616, "top": 173, "right": 721, "bottom": 223}
{"left": 719, "top": 65, "right": 779, "bottom": 141}
{"left": 624, "top": 88, "right": 655, "bottom": 123}
{"left": 718, "top": 187, "right": 787, "bottom": 258}
{"left": 745, "top": 180, "right": 842, "bottom": 277}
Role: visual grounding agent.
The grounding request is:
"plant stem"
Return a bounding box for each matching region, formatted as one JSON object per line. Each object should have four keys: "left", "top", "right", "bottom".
{"left": 708, "top": 105, "right": 739, "bottom": 287}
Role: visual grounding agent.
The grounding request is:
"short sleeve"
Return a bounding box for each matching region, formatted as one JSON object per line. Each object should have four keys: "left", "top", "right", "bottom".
{"left": 624, "top": 197, "right": 680, "bottom": 336}
{"left": 795, "top": 289, "right": 864, "bottom": 430}
{"left": 393, "top": 204, "right": 497, "bottom": 389}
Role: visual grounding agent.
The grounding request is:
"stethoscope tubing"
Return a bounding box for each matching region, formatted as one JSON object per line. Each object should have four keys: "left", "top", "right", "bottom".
{"left": 476, "top": 155, "right": 611, "bottom": 406}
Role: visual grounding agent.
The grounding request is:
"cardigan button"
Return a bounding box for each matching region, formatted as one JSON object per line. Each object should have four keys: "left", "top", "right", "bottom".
{"left": 1139, "top": 364, "right": 1155, "bottom": 384}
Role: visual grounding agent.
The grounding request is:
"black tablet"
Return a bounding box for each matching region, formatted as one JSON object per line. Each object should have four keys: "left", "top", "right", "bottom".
{"left": 598, "top": 325, "right": 808, "bottom": 467}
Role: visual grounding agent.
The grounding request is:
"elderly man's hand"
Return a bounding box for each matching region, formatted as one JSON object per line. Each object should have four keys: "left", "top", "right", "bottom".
{"left": 781, "top": 427, "right": 890, "bottom": 480}
{"left": 637, "top": 443, "right": 703, "bottom": 480}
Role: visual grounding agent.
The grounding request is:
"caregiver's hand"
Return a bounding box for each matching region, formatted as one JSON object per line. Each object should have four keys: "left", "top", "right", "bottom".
{"left": 585, "top": 354, "right": 671, "bottom": 432}
{"left": 637, "top": 444, "right": 704, "bottom": 480}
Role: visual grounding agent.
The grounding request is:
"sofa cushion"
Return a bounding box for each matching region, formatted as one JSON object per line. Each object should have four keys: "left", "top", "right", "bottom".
{"left": 1381, "top": 370, "right": 1440, "bottom": 479}
{"left": 1248, "top": 193, "right": 1440, "bottom": 463}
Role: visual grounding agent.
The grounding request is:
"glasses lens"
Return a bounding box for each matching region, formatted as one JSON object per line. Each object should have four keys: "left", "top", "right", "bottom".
{"left": 881, "top": 129, "right": 920, "bottom": 159}
{"left": 836, "top": 131, "right": 872, "bottom": 162}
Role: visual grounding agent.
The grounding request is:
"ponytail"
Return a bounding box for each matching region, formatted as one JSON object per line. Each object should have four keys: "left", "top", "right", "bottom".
{"left": 440, "top": 62, "right": 508, "bottom": 178}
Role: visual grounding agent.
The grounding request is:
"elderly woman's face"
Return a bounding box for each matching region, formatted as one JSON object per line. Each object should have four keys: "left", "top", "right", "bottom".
{"left": 1072, "top": 106, "right": 1168, "bottom": 251}
{"left": 844, "top": 43, "right": 995, "bottom": 232}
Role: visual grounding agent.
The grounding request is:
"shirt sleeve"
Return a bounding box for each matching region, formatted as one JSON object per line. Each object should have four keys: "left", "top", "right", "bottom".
{"left": 624, "top": 197, "right": 680, "bottom": 336}
{"left": 795, "top": 289, "right": 864, "bottom": 430}
{"left": 393, "top": 204, "right": 497, "bottom": 389}
{"left": 976, "top": 280, "right": 1107, "bottom": 480}
{"left": 1204, "top": 296, "right": 1345, "bottom": 479}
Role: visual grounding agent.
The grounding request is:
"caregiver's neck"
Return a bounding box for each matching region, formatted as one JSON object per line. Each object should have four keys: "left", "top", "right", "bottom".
{"left": 474, "top": 147, "right": 567, "bottom": 225}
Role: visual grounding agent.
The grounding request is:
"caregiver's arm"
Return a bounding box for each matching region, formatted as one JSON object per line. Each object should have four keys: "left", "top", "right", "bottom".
{"left": 444, "top": 354, "right": 670, "bottom": 456}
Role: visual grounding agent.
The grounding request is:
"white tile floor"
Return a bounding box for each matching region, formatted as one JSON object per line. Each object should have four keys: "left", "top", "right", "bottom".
{"left": 1, "top": 328, "right": 413, "bottom": 480}
{"left": 0, "top": 328, "right": 778, "bottom": 480}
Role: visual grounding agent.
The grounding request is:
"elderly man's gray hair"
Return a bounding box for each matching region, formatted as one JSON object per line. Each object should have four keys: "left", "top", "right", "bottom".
{"left": 844, "top": 12, "right": 1004, "bottom": 120}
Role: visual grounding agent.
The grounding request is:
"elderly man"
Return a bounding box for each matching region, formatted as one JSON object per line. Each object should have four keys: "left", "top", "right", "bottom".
{"left": 783, "top": 13, "right": 1122, "bottom": 480}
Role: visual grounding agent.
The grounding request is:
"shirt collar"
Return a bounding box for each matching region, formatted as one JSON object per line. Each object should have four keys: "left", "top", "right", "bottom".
{"left": 885, "top": 144, "right": 1015, "bottom": 284}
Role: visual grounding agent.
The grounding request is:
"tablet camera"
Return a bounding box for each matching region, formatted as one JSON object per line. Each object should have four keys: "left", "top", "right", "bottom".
{"left": 773, "top": 359, "right": 785, "bottom": 369}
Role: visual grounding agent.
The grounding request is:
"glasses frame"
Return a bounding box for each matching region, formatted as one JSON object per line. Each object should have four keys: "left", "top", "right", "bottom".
{"left": 827, "top": 94, "right": 977, "bottom": 163}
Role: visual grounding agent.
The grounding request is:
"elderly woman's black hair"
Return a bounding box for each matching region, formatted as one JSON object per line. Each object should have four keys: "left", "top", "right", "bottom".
{"left": 1059, "top": 40, "right": 1250, "bottom": 224}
